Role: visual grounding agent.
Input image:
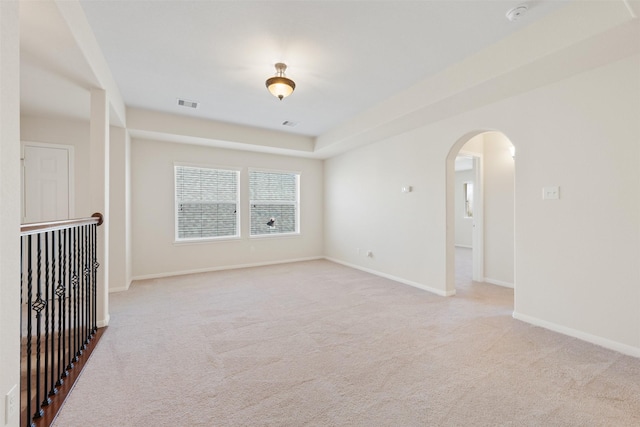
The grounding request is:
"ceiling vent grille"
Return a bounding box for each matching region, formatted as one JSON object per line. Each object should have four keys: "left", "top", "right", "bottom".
{"left": 177, "top": 98, "right": 199, "bottom": 109}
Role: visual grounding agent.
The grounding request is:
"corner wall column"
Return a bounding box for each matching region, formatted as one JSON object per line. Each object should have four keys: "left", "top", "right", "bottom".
{"left": 109, "top": 126, "right": 131, "bottom": 292}
{"left": 0, "top": 1, "right": 21, "bottom": 426}
{"left": 90, "top": 88, "right": 110, "bottom": 326}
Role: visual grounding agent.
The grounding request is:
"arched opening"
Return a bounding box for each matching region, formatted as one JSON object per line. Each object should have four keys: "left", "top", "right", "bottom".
{"left": 445, "top": 130, "right": 515, "bottom": 297}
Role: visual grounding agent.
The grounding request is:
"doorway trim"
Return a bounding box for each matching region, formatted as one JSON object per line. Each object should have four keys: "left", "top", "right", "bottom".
{"left": 457, "top": 149, "right": 484, "bottom": 282}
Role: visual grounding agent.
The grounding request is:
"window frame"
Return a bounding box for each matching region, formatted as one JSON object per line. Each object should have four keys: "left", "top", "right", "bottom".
{"left": 248, "top": 168, "right": 301, "bottom": 238}
{"left": 174, "top": 163, "right": 241, "bottom": 243}
{"left": 463, "top": 181, "right": 473, "bottom": 218}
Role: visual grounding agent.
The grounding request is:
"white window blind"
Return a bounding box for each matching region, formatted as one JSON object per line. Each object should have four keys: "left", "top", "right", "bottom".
{"left": 249, "top": 170, "right": 299, "bottom": 236}
{"left": 175, "top": 165, "right": 239, "bottom": 240}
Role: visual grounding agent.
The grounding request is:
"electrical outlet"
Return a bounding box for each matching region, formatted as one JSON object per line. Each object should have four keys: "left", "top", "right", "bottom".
{"left": 5, "top": 384, "right": 17, "bottom": 424}
{"left": 542, "top": 186, "right": 560, "bottom": 200}
{"left": 366, "top": 250, "right": 373, "bottom": 258}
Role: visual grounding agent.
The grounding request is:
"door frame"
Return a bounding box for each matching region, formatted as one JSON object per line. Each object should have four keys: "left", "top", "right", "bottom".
{"left": 457, "top": 149, "right": 484, "bottom": 282}
{"left": 21, "top": 141, "right": 75, "bottom": 223}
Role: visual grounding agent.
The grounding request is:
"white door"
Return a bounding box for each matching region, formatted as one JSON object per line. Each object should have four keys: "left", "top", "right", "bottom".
{"left": 22, "top": 144, "right": 71, "bottom": 223}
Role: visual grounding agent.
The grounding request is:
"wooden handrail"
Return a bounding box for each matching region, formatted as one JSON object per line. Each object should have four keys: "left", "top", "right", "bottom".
{"left": 20, "top": 212, "right": 104, "bottom": 236}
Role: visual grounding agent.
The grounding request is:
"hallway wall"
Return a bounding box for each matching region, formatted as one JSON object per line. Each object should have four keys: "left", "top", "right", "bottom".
{"left": 482, "top": 132, "right": 514, "bottom": 287}
{"left": 325, "top": 54, "right": 640, "bottom": 354}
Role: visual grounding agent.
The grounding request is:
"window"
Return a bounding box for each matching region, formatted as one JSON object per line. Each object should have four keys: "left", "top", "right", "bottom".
{"left": 463, "top": 182, "right": 473, "bottom": 218}
{"left": 175, "top": 165, "right": 239, "bottom": 241}
{"left": 249, "top": 169, "right": 299, "bottom": 236}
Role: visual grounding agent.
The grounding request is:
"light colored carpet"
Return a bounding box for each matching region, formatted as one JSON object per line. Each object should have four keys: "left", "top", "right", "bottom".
{"left": 53, "top": 253, "right": 640, "bottom": 426}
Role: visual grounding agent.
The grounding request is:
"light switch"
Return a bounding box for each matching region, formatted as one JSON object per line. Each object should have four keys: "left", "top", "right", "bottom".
{"left": 542, "top": 186, "right": 560, "bottom": 200}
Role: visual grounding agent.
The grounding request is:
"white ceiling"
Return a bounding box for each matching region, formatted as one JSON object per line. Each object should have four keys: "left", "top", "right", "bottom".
{"left": 19, "top": 0, "right": 570, "bottom": 138}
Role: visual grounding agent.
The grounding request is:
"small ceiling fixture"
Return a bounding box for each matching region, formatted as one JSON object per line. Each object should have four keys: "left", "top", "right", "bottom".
{"left": 266, "top": 63, "right": 295, "bottom": 100}
{"left": 506, "top": 5, "right": 528, "bottom": 22}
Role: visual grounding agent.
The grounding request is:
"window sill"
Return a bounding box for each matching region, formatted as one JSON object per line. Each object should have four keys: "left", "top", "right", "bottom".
{"left": 173, "top": 236, "right": 241, "bottom": 245}
{"left": 249, "top": 232, "right": 301, "bottom": 240}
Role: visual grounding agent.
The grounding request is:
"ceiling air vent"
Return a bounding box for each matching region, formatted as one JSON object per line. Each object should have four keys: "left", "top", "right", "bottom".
{"left": 177, "top": 98, "right": 199, "bottom": 109}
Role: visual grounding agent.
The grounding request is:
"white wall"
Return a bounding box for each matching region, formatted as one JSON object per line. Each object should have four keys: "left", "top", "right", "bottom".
{"left": 511, "top": 54, "right": 640, "bottom": 352}
{"left": 109, "top": 126, "right": 131, "bottom": 291}
{"left": 324, "top": 134, "right": 450, "bottom": 295}
{"left": 482, "top": 132, "right": 514, "bottom": 287}
{"left": 454, "top": 169, "right": 474, "bottom": 247}
{"left": 0, "top": 1, "right": 21, "bottom": 426}
{"left": 325, "top": 54, "right": 640, "bottom": 354}
{"left": 131, "top": 138, "right": 324, "bottom": 279}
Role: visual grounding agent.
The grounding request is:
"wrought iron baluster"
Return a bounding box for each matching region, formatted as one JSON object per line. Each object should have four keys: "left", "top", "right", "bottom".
{"left": 33, "top": 234, "right": 46, "bottom": 419}
{"left": 87, "top": 224, "right": 93, "bottom": 338}
{"left": 56, "top": 229, "right": 67, "bottom": 386}
{"left": 77, "top": 225, "right": 84, "bottom": 356}
{"left": 67, "top": 227, "right": 76, "bottom": 370}
{"left": 82, "top": 224, "right": 90, "bottom": 348}
{"left": 73, "top": 225, "right": 80, "bottom": 362}
{"left": 87, "top": 224, "right": 93, "bottom": 337}
{"left": 41, "top": 232, "right": 51, "bottom": 408}
{"left": 78, "top": 225, "right": 83, "bottom": 351}
{"left": 65, "top": 229, "right": 70, "bottom": 372}
{"left": 92, "top": 223, "right": 99, "bottom": 334}
{"left": 86, "top": 224, "right": 93, "bottom": 338}
{"left": 20, "top": 237, "right": 24, "bottom": 425}
{"left": 77, "top": 225, "right": 82, "bottom": 350}
{"left": 25, "top": 235, "right": 34, "bottom": 426}
{"left": 48, "top": 230, "right": 58, "bottom": 398}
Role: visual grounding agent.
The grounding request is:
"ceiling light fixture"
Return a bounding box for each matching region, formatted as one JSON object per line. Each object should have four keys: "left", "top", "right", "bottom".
{"left": 266, "top": 63, "right": 295, "bottom": 100}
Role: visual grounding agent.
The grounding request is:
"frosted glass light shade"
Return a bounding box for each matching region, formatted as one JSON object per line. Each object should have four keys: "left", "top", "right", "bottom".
{"left": 266, "top": 77, "right": 295, "bottom": 100}
{"left": 266, "top": 63, "right": 295, "bottom": 100}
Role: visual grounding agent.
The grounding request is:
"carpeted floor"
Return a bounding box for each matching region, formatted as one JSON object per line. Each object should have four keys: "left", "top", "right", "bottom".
{"left": 52, "top": 252, "right": 640, "bottom": 426}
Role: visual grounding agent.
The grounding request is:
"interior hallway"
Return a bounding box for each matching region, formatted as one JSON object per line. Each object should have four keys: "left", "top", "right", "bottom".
{"left": 454, "top": 246, "right": 512, "bottom": 305}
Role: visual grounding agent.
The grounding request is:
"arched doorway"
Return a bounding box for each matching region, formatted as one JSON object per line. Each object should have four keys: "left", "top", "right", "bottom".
{"left": 445, "top": 130, "right": 515, "bottom": 295}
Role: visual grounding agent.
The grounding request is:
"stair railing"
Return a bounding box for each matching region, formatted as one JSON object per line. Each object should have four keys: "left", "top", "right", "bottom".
{"left": 20, "top": 213, "right": 103, "bottom": 427}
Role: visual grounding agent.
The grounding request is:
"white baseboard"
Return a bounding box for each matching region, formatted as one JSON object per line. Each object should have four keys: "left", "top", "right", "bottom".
{"left": 325, "top": 257, "right": 455, "bottom": 297}
{"left": 513, "top": 311, "right": 640, "bottom": 358}
{"left": 131, "top": 256, "right": 324, "bottom": 282}
{"left": 455, "top": 244, "right": 472, "bottom": 249}
{"left": 109, "top": 281, "right": 132, "bottom": 293}
{"left": 97, "top": 314, "right": 110, "bottom": 328}
{"left": 484, "top": 277, "right": 514, "bottom": 288}
{"left": 129, "top": 255, "right": 455, "bottom": 298}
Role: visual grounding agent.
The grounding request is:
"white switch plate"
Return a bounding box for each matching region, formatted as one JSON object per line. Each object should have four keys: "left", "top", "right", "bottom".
{"left": 5, "top": 384, "right": 17, "bottom": 424}
{"left": 543, "top": 186, "right": 560, "bottom": 200}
